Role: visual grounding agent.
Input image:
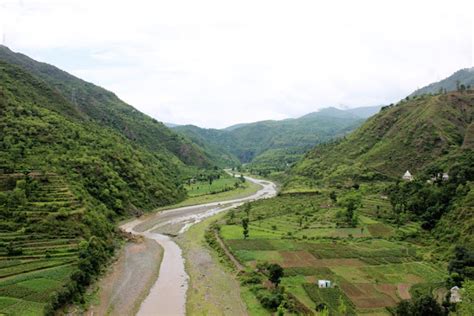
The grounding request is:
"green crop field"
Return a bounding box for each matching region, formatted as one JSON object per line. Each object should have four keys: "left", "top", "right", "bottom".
{"left": 217, "top": 190, "right": 449, "bottom": 314}
{"left": 0, "top": 173, "right": 80, "bottom": 315}
{"left": 185, "top": 173, "right": 244, "bottom": 197}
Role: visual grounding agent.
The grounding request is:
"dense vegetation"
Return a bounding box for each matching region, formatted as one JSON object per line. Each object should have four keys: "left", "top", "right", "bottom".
{"left": 0, "top": 47, "right": 219, "bottom": 314}
{"left": 289, "top": 91, "right": 473, "bottom": 188}
{"left": 214, "top": 189, "right": 449, "bottom": 314}
{"left": 0, "top": 45, "right": 211, "bottom": 169}
{"left": 174, "top": 106, "right": 381, "bottom": 171}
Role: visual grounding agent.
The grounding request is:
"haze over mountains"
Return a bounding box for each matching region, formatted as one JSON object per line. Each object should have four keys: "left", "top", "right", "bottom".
{"left": 172, "top": 105, "right": 381, "bottom": 170}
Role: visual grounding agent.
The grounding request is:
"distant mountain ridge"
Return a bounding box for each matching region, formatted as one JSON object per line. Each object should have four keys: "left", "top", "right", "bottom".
{"left": 410, "top": 67, "right": 474, "bottom": 97}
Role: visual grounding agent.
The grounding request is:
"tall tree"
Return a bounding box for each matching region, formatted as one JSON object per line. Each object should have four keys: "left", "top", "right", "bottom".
{"left": 242, "top": 218, "right": 249, "bottom": 239}
{"left": 268, "top": 263, "right": 284, "bottom": 287}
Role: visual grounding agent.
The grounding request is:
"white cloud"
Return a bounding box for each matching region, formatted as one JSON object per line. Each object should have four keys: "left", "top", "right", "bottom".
{"left": 2, "top": 0, "right": 473, "bottom": 127}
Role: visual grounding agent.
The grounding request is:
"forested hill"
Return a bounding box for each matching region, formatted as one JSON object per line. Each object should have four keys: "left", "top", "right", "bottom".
{"left": 0, "top": 45, "right": 211, "bottom": 168}
{"left": 174, "top": 106, "right": 379, "bottom": 171}
{"left": 410, "top": 67, "right": 474, "bottom": 97}
{"left": 289, "top": 91, "right": 473, "bottom": 187}
{"left": 0, "top": 50, "right": 206, "bottom": 313}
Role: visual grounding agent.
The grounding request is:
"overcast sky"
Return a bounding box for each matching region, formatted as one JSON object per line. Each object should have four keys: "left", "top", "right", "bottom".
{"left": 1, "top": 0, "right": 473, "bottom": 128}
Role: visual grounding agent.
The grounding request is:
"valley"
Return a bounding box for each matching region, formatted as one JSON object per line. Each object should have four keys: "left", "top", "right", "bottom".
{"left": 0, "top": 44, "right": 472, "bottom": 316}
{"left": 87, "top": 175, "right": 276, "bottom": 315}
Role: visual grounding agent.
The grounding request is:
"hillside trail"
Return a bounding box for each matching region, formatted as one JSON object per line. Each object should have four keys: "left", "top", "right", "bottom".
{"left": 120, "top": 174, "right": 277, "bottom": 316}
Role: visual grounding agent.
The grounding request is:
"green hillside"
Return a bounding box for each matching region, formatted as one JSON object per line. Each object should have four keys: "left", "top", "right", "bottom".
{"left": 290, "top": 92, "right": 473, "bottom": 187}
{"left": 0, "top": 53, "right": 198, "bottom": 313}
{"left": 172, "top": 125, "right": 240, "bottom": 167}
{"left": 0, "top": 45, "right": 211, "bottom": 168}
{"left": 410, "top": 68, "right": 474, "bottom": 97}
{"left": 175, "top": 107, "right": 369, "bottom": 171}
{"left": 209, "top": 91, "right": 473, "bottom": 315}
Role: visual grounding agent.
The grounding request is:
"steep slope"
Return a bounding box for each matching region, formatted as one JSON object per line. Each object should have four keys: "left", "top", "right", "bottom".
{"left": 0, "top": 58, "right": 188, "bottom": 312}
{"left": 290, "top": 92, "right": 473, "bottom": 187}
{"left": 410, "top": 67, "right": 474, "bottom": 97}
{"left": 0, "top": 45, "right": 210, "bottom": 168}
{"left": 171, "top": 125, "right": 239, "bottom": 167}
{"left": 174, "top": 107, "right": 367, "bottom": 170}
{"left": 0, "top": 59, "right": 187, "bottom": 220}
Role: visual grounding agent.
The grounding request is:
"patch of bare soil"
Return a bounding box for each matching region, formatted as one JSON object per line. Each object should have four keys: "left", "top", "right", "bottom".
{"left": 279, "top": 251, "right": 365, "bottom": 268}
{"left": 86, "top": 239, "right": 163, "bottom": 316}
{"left": 397, "top": 284, "right": 411, "bottom": 300}
{"left": 341, "top": 283, "right": 397, "bottom": 309}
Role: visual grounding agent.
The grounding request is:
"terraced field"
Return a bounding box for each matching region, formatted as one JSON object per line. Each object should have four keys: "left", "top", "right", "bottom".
{"left": 0, "top": 173, "right": 81, "bottom": 315}
{"left": 218, "top": 188, "right": 447, "bottom": 315}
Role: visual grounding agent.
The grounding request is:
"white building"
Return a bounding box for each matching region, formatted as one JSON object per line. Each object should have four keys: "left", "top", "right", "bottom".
{"left": 318, "top": 280, "right": 331, "bottom": 288}
{"left": 450, "top": 286, "right": 462, "bottom": 303}
{"left": 402, "top": 170, "right": 414, "bottom": 181}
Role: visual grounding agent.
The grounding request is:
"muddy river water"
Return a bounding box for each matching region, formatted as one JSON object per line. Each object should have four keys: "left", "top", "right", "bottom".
{"left": 120, "top": 175, "right": 277, "bottom": 316}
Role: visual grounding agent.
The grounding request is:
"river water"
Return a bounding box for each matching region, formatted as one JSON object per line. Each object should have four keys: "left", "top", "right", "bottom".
{"left": 121, "top": 175, "right": 277, "bottom": 316}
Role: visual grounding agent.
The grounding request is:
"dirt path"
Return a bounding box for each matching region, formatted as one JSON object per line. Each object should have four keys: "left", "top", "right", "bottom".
{"left": 176, "top": 214, "right": 249, "bottom": 315}
{"left": 215, "top": 231, "right": 244, "bottom": 271}
{"left": 94, "top": 175, "right": 276, "bottom": 315}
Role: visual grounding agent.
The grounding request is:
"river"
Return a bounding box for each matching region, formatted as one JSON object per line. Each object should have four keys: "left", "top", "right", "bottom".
{"left": 120, "top": 175, "right": 277, "bottom": 316}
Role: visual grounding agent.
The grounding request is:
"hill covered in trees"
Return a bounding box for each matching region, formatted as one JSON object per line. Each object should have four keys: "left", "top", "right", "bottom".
{"left": 174, "top": 106, "right": 380, "bottom": 171}
{"left": 286, "top": 90, "right": 473, "bottom": 250}
{"left": 0, "top": 47, "right": 220, "bottom": 313}
{"left": 0, "top": 45, "right": 211, "bottom": 169}
{"left": 289, "top": 92, "right": 473, "bottom": 187}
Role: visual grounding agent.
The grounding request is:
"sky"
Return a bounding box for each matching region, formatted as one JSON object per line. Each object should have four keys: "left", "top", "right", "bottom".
{"left": 1, "top": 0, "right": 473, "bottom": 128}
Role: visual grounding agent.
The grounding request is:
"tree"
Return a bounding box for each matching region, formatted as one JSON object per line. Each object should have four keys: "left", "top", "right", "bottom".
{"left": 337, "top": 295, "right": 347, "bottom": 315}
{"left": 268, "top": 263, "right": 284, "bottom": 287}
{"left": 244, "top": 203, "right": 251, "bottom": 217}
{"left": 456, "top": 280, "right": 474, "bottom": 315}
{"left": 395, "top": 294, "right": 444, "bottom": 316}
{"left": 448, "top": 246, "right": 474, "bottom": 283}
{"left": 345, "top": 200, "right": 358, "bottom": 227}
{"left": 412, "top": 295, "right": 443, "bottom": 315}
{"left": 242, "top": 218, "right": 249, "bottom": 239}
{"left": 395, "top": 300, "right": 412, "bottom": 315}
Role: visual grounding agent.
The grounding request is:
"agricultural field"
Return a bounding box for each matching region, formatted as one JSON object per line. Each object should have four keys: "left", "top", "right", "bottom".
{"left": 0, "top": 173, "right": 81, "bottom": 315}
{"left": 218, "top": 186, "right": 448, "bottom": 315}
{"left": 185, "top": 172, "right": 245, "bottom": 197}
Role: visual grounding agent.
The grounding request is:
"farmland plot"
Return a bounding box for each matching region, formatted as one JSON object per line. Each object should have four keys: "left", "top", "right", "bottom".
{"left": 217, "top": 192, "right": 448, "bottom": 314}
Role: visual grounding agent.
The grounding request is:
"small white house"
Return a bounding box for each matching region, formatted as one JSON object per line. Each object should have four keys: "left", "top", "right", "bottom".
{"left": 450, "top": 286, "right": 462, "bottom": 303}
{"left": 402, "top": 170, "right": 414, "bottom": 181}
{"left": 442, "top": 172, "right": 449, "bottom": 181}
{"left": 318, "top": 280, "right": 331, "bottom": 288}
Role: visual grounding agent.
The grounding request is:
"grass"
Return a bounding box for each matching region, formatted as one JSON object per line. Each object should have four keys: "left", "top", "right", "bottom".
{"left": 185, "top": 176, "right": 242, "bottom": 197}
{"left": 303, "top": 283, "right": 356, "bottom": 314}
{"left": 154, "top": 179, "right": 261, "bottom": 211}
{"left": 176, "top": 212, "right": 248, "bottom": 315}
